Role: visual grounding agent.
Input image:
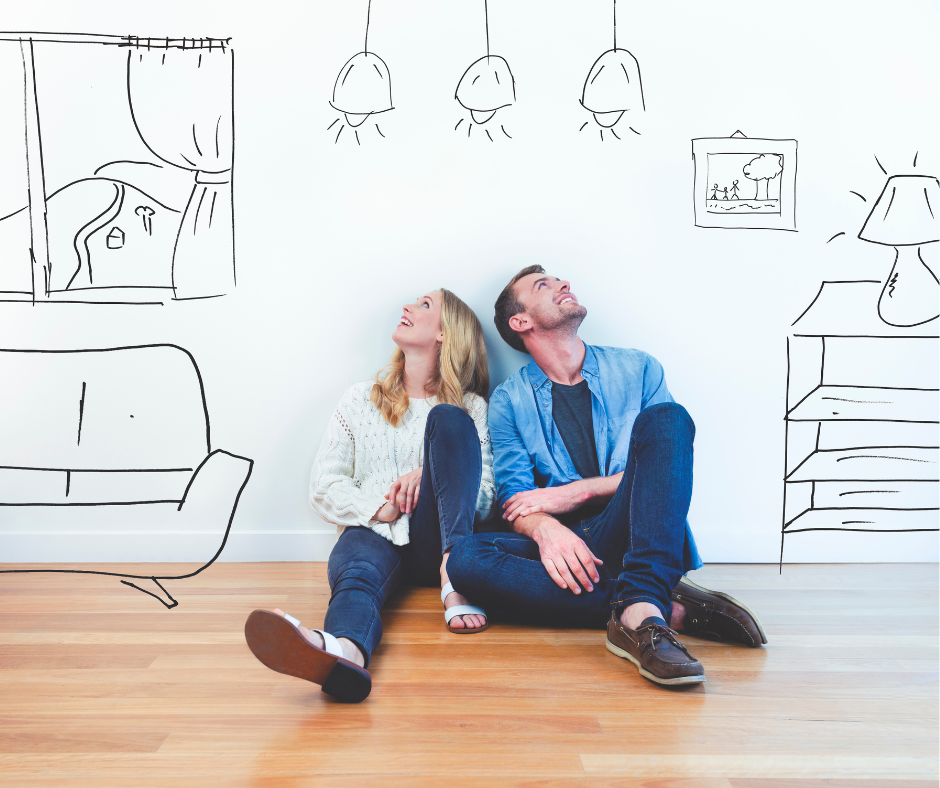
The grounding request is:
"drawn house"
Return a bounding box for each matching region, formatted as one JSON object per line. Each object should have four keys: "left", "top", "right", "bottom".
{"left": 781, "top": 280, "right": 938, "bottom": 563}
{"left": 0, "top": 345, "right": 253, "bottom": 607}
{"left": 0, "top": 33, "right": 234, "bottom": 304}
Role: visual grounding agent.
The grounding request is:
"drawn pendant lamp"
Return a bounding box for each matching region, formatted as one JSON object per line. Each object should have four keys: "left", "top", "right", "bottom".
{"left": 859, "top": 174, "right": 940, "bottom": 327}
{"left": 454, "top": 0, "right": 515, "bottom": 139}
{"left": 329, "top": 0, "right": 393, "bottom": 144}
{"left": 580, "top": 0, "right": 645, "bottom": 140}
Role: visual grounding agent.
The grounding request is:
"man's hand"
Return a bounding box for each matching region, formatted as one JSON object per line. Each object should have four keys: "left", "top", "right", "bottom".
{"left": 530, "top": 516, "right": 603, "bottom": 594}
{"left": 386, "top": 467, "right": 423, "bottom": 514}
{"left": 501, "top": 484, "right": 585, "bottom": 521}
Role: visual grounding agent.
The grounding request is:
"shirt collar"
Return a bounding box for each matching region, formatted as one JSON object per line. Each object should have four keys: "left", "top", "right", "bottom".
{"left": 527, "top": 343, "right": 597, "bottom": 390}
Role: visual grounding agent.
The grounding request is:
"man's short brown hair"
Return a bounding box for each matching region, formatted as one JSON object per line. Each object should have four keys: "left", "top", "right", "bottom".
{"left": 494, "top": 265, "right": 545, "bottom": 353}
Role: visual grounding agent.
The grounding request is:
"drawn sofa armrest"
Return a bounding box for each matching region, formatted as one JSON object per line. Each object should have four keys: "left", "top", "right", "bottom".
{"left": 175, "top": 449, "right": 254, "bottom": 562}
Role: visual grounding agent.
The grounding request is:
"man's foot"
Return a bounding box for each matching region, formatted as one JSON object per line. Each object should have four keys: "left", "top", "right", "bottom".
{"left": 606, "top": 612, "right": 705, "bottom": 686}
{"left": 271, "top": 609, "right": 366, "bottom": 667}
{"left": 671, "top": 578, "right": 768, "bottom": 647}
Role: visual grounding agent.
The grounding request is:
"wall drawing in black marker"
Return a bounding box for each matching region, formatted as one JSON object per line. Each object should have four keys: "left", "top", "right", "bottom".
{"left": 578, "top": 0, "right": 645, "bottom": 141}
{"left": 0, "top": 345, "right": 254, "bottom": 608}
{"left": 328, "top": 0, "right": 393, "bottom": 145}
{"left": 780, "top": 280, "right": 939, "bottom": 567}
{"left": 454, "top": 0, "right": 515, "bottom": 141}
{"left": 692, "top": 131, "right": 797, "bottom": 231}
{"left": 0, "top": 33, "right": 234, "bottom": 305}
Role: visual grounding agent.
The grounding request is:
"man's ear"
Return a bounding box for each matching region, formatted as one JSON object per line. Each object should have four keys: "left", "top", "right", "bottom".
{"left": 508, "top": 313, "right": 529, "bottom": 334}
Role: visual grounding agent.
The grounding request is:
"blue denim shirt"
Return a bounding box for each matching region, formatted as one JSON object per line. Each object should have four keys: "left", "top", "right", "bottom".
{"left": 488, "top": 344, "right": 674, "bottom": 509}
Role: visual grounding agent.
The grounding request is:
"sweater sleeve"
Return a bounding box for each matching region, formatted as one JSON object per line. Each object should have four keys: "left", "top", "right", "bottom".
{"left": 309, "top": 391, "right": 388, "bottom": 528}
{"left": 466, "top": 395, "right": 496, "bottom": 521}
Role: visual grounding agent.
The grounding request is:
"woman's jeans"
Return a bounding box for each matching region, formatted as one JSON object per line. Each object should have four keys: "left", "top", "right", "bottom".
{"left": 447, "top": 402, "right": 703, "bottom": 628}
{"left": 323, "top": 404, "right": 482, "bottom": 667}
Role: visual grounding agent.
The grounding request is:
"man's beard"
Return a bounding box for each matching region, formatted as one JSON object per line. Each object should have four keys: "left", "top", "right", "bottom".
{"left": 531, "top": 303, "right": 587, "bottom": 334}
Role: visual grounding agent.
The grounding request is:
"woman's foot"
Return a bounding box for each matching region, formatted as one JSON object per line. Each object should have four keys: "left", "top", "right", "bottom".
{"left": 441, "top": 589, "right": 487, "bottom": 630}
{"left": 440, "top": 551, "right": 486, "bottom": 630}
{"left": 271, "top": 609, "right": 366, "bottom": 667}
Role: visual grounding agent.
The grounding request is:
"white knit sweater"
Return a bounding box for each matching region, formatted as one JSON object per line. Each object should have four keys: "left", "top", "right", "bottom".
{"left": 309, "top": 381, "right": 495, "bottom": 546}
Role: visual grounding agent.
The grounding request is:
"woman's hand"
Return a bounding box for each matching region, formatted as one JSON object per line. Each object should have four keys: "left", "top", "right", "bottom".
{"left": 373, "top": 500, "right": 401, "bottom": 523}
{"left": 386, "top": 467, "right": 423, "bottom": 514}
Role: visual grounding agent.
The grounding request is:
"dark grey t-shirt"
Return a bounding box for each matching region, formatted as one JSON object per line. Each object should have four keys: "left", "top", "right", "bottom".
{"left": 551, "top": 379, "right": 600, "bottom": 480}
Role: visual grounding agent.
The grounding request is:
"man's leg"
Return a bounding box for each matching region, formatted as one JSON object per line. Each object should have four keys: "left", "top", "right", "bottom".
{"left": 581, "top": 401, "right": 698, "bottom": 626}
{"left": 404, "top": 404, "right": 486, "bottom": 629}
{"left": 447, "top": 531, "right": 615, "bottom": 627}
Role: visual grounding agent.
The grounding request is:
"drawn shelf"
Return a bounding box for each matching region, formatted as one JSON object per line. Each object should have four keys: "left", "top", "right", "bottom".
{"left": 786, "top": 447, "right": 939, "bottom": 482}
{"left": 781, "top": 280, "right": 939, "bottom": 564}
{"left": 787, "top": 385, "right": 939, "bottom": 423}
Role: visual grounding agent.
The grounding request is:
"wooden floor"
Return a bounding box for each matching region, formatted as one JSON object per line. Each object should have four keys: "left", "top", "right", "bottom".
{"left": 0, "top": 563, "right": 937, "bottom": 787}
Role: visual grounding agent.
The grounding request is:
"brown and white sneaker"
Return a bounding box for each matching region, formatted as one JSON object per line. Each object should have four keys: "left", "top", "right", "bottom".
{"left": 672, "top": 576, "right": 768, "bottom": 647}
{"left": 605, "top": 613, "right": 705, "bottom": 686}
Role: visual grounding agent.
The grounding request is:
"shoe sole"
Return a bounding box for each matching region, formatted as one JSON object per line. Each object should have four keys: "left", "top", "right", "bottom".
{"left": 679, "top": 577, "right": 769, "bottom": 645}
{"left": 244, "top": 610, "right": 372, "bottom": 703}
{"left": 605, "top": 638, "right": 706, "bottom": 685}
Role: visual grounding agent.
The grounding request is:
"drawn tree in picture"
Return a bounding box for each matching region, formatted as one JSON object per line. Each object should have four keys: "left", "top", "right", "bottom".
{"left": 743, "top": 154, "right": 783, "bottom": 200}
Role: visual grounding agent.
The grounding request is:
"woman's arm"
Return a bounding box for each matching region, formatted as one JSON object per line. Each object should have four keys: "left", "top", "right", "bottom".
{"left": 309, "top": 395, "right": 389, "bottom": 527}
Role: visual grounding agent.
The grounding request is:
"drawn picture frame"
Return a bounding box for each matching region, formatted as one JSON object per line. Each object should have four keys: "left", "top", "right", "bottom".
{"left": 692, "top": 133, "right": 798, "bottom": 231}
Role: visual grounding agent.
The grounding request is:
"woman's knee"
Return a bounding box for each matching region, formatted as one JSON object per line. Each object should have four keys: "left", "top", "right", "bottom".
{"left": 426, "top": 403, "right": 475, "bottom": 438}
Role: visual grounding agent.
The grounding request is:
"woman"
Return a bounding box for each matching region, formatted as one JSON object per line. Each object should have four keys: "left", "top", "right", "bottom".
{"left": 245, "top": 289, "right": 493, "bottom": 703}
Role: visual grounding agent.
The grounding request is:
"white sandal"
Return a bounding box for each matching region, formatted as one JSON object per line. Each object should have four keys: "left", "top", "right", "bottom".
{"left": 441, "top": 581, "right": 489, "bottom": 634}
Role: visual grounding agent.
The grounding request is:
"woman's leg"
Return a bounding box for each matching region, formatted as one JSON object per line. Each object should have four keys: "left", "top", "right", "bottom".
{"left": 405, "top": 404, "right": 485, "bottom": 628}
{"left": 316, "top": 526, "right": 404, "bottom": 668}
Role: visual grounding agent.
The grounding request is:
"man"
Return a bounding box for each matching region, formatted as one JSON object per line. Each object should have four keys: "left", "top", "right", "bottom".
{"left": 448, "top": 265, "right": 766, "bottom": 686}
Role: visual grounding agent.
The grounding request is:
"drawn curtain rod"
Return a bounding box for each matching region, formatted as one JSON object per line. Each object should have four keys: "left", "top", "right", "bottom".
{"left": 0, "top": 33, "right": 230, "bottom": 50}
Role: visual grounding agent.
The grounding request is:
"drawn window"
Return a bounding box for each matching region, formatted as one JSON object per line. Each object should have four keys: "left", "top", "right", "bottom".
{"left": 0, "top": 34, "right": 234, "bottom": 305}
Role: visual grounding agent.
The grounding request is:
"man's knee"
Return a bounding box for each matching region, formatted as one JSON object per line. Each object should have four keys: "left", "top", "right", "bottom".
{"left": 635, "top": 401, "right": 695, "bottom": 441}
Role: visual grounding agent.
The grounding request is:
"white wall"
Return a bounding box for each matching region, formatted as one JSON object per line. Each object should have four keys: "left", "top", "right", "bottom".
{"left": 1, "top": 0, "right": 937, "bottom": 564}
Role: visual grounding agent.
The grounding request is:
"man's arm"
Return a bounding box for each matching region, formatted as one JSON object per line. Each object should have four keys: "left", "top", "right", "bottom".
{"left": 510, "top": 512, "right": 603, "bottom": 594}
{"left": 500, "top": 472, "right": 623, "bottom": 522}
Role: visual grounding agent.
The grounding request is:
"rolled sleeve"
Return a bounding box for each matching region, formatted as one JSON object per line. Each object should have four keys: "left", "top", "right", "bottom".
{"left": 488, "top": 389, "right": 537, "bottom": 510}
{"left": 641, "top": 354, "right": 674, "bottom": 409}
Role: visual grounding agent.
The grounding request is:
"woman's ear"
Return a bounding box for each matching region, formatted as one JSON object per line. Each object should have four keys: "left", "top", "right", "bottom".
{"left": 436, "top": 330, "right": 444, "bottom": 344}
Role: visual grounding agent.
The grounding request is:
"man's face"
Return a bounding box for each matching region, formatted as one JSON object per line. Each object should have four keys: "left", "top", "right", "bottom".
{"left": 511, "top": 273, "right": 587, "bottom": 336}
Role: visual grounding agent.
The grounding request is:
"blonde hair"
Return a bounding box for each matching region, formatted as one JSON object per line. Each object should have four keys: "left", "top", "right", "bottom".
{"left": 371, "top": 289, "right": 489, "bottom": 427}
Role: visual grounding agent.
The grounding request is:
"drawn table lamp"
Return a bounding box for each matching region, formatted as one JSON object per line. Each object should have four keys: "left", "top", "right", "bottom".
{"left": 858, "top": 174, "right": 940, "bottom": 327}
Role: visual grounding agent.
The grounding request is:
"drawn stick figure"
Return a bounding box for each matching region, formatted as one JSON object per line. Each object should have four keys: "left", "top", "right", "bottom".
{"left": 731, "top": 179, "right": 740, "bottom": 200}
{"left": 722, "top": 187, "right": 729, "bottom": 200}
{"left": 710, "top": 184, "right": 719, "bottom": 200}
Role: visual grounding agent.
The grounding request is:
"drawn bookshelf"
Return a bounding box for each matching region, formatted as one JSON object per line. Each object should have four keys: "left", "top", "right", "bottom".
{"left": 781, "top": 280, "right": 939, "bottom": 564}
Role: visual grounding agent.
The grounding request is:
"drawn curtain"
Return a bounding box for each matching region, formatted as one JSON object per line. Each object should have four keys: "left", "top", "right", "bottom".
{"left": 127, "top": 42, "right": 233, "bottom": 299}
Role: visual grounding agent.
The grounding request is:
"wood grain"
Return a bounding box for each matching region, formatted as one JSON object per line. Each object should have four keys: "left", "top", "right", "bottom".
{"left": 0, "top": 562, "right": 936, "bottom": 786}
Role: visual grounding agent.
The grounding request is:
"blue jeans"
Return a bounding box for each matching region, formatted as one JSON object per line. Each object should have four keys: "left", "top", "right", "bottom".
{"left": 323, "top": 404, "right": 482, "bottom": 666}
{"left": 447, "top": 402, "right": 703, "bottom": 627}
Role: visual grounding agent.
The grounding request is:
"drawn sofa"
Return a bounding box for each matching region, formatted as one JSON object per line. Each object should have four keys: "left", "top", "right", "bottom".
{"left": 0, "top": 345, "right": 253, "bottom": 607}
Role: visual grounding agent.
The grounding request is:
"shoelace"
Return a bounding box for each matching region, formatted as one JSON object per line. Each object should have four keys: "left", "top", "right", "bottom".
{"left": 639, "top": 623, "right": 690, "bottom": 656}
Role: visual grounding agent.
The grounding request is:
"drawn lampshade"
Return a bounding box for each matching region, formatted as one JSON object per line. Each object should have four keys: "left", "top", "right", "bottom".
{"left": 858, "top": 175, "right": 940, "bottom": 327}
{"left": 331, "top": 52, "right": 394, "bottom": 127}
{"left": 455, "top": 55, "right": 516, "bottom": 125}
{"left": 580, "top": 48, "right": 645, "bottom": 128}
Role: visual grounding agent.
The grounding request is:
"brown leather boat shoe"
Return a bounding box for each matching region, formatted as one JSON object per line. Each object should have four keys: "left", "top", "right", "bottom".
{"left": 672, "top": 576, "right": 768, "bottom": 647}
{"left": 606, "top": 613, "right": 705, "bottom": 686}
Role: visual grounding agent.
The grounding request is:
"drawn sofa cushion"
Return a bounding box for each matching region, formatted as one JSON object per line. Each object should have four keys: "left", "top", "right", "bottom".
{"left": 0, "top": 345, "right": 252, "bottom": 567}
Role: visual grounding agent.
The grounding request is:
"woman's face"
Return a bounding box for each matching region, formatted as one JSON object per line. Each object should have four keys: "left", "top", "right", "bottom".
{"left": 393, "top": 291, "right": 443, "bottom": 353}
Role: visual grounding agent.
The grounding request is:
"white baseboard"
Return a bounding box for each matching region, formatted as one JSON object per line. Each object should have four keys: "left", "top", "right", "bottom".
{"left": 0, "top": 527, "right": 934, "bottom": 564}
{"left": 0, "top": 529, "right": 339, "bottom": 563}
